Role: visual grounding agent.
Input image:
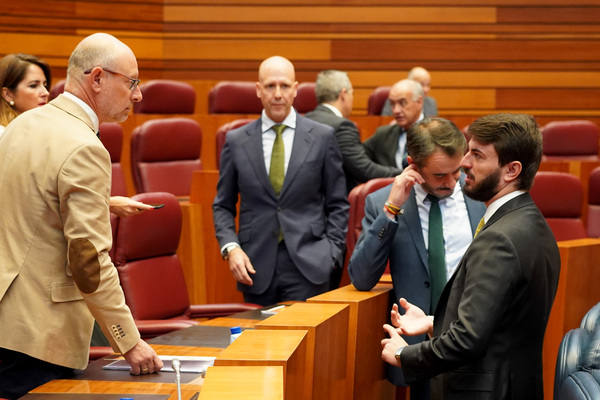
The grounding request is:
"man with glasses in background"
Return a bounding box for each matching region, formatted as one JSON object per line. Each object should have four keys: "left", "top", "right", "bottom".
{"left": 0, "top": 33, "right": 161, "bottom": 399}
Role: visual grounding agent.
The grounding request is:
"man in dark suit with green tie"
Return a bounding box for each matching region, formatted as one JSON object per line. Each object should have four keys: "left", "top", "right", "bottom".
{"left": 364, "top": 79, "right": 424, "bottom": 169}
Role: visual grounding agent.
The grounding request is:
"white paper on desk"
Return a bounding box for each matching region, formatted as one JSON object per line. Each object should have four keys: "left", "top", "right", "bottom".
{"left": 103, "top": 355, "right": 215, "bottom": 374}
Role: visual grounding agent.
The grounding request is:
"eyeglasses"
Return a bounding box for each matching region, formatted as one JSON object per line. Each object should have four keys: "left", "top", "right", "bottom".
{"left": 83, "top": 66, "right": 140, "bottom": 90}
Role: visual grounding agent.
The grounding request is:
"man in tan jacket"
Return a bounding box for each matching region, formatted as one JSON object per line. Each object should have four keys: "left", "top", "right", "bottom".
{"left": 0, "top": 33, "right": 162, "bottom": 398}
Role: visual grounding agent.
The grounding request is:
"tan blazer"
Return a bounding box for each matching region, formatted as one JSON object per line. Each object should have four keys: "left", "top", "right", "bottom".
{"left": 0, "top": 94, "right": 139, "bottom": 369}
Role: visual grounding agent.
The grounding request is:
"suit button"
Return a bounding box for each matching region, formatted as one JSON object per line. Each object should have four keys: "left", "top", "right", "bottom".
{"left": 277, "top": 207, "right": 281, "bottom": 212}
{"left": 424, "top": 281, "right": 430, "bottom": 288}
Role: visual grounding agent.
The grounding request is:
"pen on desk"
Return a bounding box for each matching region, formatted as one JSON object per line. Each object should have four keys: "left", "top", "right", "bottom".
{"left": 261, "top": 304, "right": 285, "bottom": 314}
{"left": 189, "top": 392, "right": 199, "bottom": 400}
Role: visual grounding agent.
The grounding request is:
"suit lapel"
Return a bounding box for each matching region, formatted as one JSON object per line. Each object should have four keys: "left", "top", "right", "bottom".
{"left": 280, "top": 116, "right": 313, "bottom": 196}
{"left": 386, "top": 125, "right": 402, "bottom": 165}
{"left": 402, "top": 190, "right": 429, "bottom": 273}
{"left": 242, "top": 120, "right": 277, "bottom": 198}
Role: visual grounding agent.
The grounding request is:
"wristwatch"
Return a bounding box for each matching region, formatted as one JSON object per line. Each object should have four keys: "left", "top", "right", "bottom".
{"left": 395, "top": 346, "right": 404, "bottom": 362}
{"left": 222, "top": 243, "right": 240, "bottom": 260}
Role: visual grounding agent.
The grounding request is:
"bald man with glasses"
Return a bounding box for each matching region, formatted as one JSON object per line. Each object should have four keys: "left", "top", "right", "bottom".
{"left": 0, "top": 33, "right": 161, "bottom": 399}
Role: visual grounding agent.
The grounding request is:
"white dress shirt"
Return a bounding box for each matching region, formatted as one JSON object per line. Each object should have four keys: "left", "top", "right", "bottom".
{"left": 63, "top": 91, "right": 99, "bottom": 133}
{"left": 415, "top": 182, "right": 473, "bottom": 279}
{"left": 482, "top": 190, "right": 526, "bottom": 224}
{"left": 395, "top": 112, "right": 424, "bottom": 168}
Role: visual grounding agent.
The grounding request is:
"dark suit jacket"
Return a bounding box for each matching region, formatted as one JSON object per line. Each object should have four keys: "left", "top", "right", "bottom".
{"left": 348, "top": 180, "right": 485, "bottom": 391}
{"left": 305, "top": 104, "right": 400, "bottom": 191}
{"left": 364, "top": 124, "right": 405, "bottom": 168}
{"left": 401, "top": 193, "right": 560, "bottom": 400}
{"left": 212, "top": 115, "right": 349, "bottom": 295}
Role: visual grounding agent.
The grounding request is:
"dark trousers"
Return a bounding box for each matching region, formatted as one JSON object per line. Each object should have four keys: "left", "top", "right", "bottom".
{"left": 0, "top": 348, "right": 74, "bottom": 400}
{"left": 243, "top": 241, "right": 330, "bottom": 306}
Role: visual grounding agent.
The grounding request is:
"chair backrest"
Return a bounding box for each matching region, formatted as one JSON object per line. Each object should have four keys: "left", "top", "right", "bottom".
{"left": 587, "top": 166, "right": 600, "bottom": 237}
{"left": 294, "top": 82, "right": 318, "bottom": 114}
{"left": 554, "top": 302, "right": 600, "bottom": 399}
{"left": 112, "top": 192, "right": 191, "bottom": 320}
{"left": 215, "top": 118, "right": 254, "bottom": 168}
{"left": 133, "top": 80, "right": 196, "bottom": 114}
{"left": 542, "top": 120, "right": 600, "bottom": 160}
{"left": 131, "top": 118, "right": 202, "bottom": 195}
{"left": 49, "top": 79, "right": 65, "bottom": 101}
{"left": 99, "top": 122, "right": 127, "bottom": 197}
{"left": 367, "top": 86, "right": 391, "bottom": 115}
{"left": 346, "top": 177, "right": 395, "bottom": 268}
{"left": 208, "top": 81, "right": 262, "bottom": 114}
{"left": 530, "top": 171, "right": 587, "bottom": 241}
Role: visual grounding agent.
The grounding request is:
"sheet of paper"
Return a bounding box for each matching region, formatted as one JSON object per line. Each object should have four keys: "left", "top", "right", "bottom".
{"left": 103, "top": 355, "right": 215, "bottom": 374}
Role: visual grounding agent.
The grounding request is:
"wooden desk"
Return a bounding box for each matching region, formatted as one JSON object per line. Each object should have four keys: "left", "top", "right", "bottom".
{"left": 543, "top": 237, "right": 600, "bottom": 400}
{"left": 308, "top": 284, "right": 395, "bottom": 400}
{"left": 199, "top": 366, "right": 283, "bottom": 400}
{"left": 215, "top": 329, "right": 308, "bottom": 400}
{"left": 255, "top": 302, "right": 350, "bottom": 400}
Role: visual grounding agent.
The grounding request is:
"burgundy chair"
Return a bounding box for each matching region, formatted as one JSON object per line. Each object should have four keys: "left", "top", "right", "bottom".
{"left": 208, "top": 81, "right": 262, "bottom": 114}
{"left": 367, "top": 86, "right": 391, "bottom": 115}
{"left": 130, "top": 118, "right": 202, "bottom": 196}
{"left": 530, "top": 171, "right": 587, "bottom": 241}
{"left": 99, "top": 122, "right": 127, "bottom": 197}
{"left": 293, "top": 82, "right": 317, "bottom": 114}
{"left": 587, "top": 166, "right": 600, "bottom": 237}
{"left": 342, "top": 177, "right": 395, "bottom": 286}
{"left": 112, "top": 192, "right": 260, "bottom": 339}
{"left": 49, "top": 79, "right": 65, "bottom": 101}
{"left": 133, "top": 80, "right": 196, "bottom": 114}
{"left": 215, "top": 118, "right": 253, "bottom": 168}
{"left": 541, "top": 120, "right": 600, "bottom": 161}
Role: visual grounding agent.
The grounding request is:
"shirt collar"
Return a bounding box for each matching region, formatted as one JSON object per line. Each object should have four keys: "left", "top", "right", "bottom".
{"left": 261, "top": 108, "right": 297, "bottom": 133}
{"left": 62, "top": 91, "right": 99, "bottom": 132}
{"left": 322, "top": 103, "right": 343, "bottom": 118}
{"left": 482, "top": 190, "right": 526, "bottom": 223}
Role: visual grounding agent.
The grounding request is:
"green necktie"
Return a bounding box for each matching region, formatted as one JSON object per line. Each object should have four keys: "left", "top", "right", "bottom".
{"left": 474, "top": 217, "right": 485, "bottom": 238}
{"left": 269, "top": 124, "right": 285, "bottom": 196}
{"left": 427, "top": 194, "right": 446, "bottom": 313}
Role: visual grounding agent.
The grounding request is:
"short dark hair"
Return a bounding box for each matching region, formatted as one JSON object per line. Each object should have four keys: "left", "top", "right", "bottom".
{"left": 467, "top": 113, "right": 542, "bottom": 190}
{"left": 407, "top": 117, "right": 466, "bottom": 167}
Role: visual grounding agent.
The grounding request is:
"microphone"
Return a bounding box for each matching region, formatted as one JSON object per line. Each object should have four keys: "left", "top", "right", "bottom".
{"left": 172, "top": 358, "right": 182, "bottom": 400}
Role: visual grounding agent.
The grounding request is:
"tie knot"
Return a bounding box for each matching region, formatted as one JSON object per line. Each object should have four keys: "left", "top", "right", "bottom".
{"left": 426, "top": 194, "right": 440, "bottom": 204}
{"left": 273, "top": 124, "right": 286, "bottom": 136}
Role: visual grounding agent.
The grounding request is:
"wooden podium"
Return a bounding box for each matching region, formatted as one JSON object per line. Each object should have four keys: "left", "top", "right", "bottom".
{"left": 200, "top": 366, "right": 284, "bottom": 400}
{"left": 256, "top": 303, "right": 350, "bottom": 400}
{"left": 215, "top": 329, "right": 309, "bottom": 400}
{"left": 308, "top": 284, "right": 396, "bottom": 400}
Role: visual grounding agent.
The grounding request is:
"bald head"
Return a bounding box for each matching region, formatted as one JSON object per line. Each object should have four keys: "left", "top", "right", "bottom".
{"left": 67, "top": 33, "right": 135, "bottom": 82}
{"left": 408, "top": 66, "right": 431, "bottom": 96}
{"left": 388, "top": 79, "right": 424, "bottom": 128}
{"left": 256, "top": 56, "right": 298, "bottom": 123}
{"left": 64, "top": 33, "right": 141, "bottom": 124}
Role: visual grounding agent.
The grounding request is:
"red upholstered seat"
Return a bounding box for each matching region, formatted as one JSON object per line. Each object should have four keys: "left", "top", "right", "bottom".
{"left": 293, "top": 82, "right": 317, "bottom": 114}
{"left": 208, "top": 81, "right": 262, "bottom": 114}
{"left": 112, "top": 192, "right": 260, "bottom": 339}
{"left": 99, "top": 122, "right": 127, "bottom": 197}
{"left": 130, "top": 118, "right": 202, "bottom": 195}
{"left": 215, "top": 118, "right": 254, "bottom": 168}
{"left": 89, "top": 346, "right": 114, "bottom": 360}
{"left": 530, "top": 171, "right": 587, "bottom": 241}
{"left": 49, "top": 79, "right": 65, "bottom": 101}
{"left": 342, "top": 177, "right": 395, "bottom": 286}
{"left": 541, "top": 120, "right": 600, "bottom": 161}
{"left": 133, "top": 80, "right": 196, "bottom": 114}
{"left": 587, "top": 166, "right": 600, "bottom": 237}
{"left": 367, "top": 86, "right": 391, "bottom": 115}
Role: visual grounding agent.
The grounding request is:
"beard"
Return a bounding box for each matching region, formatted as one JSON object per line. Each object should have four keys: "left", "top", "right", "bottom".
{"left": 463, "top": 167, "right": 501, "bottom": 202}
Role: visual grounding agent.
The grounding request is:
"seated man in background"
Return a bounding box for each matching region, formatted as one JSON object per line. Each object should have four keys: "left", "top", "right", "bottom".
{"left": 305, "top": 69, "right": 401, "bottom": 192}
{"left": 365, "top": 79, "right": 424, "bottom": 170}
{"left": 381, "top": 113, "right": 560, "bottom": 400}
{"left": 382, "top": 66, "right": 437, "bottom": 117}
{"left": 350, "top": 117, "right": 485, "bottom": 400}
